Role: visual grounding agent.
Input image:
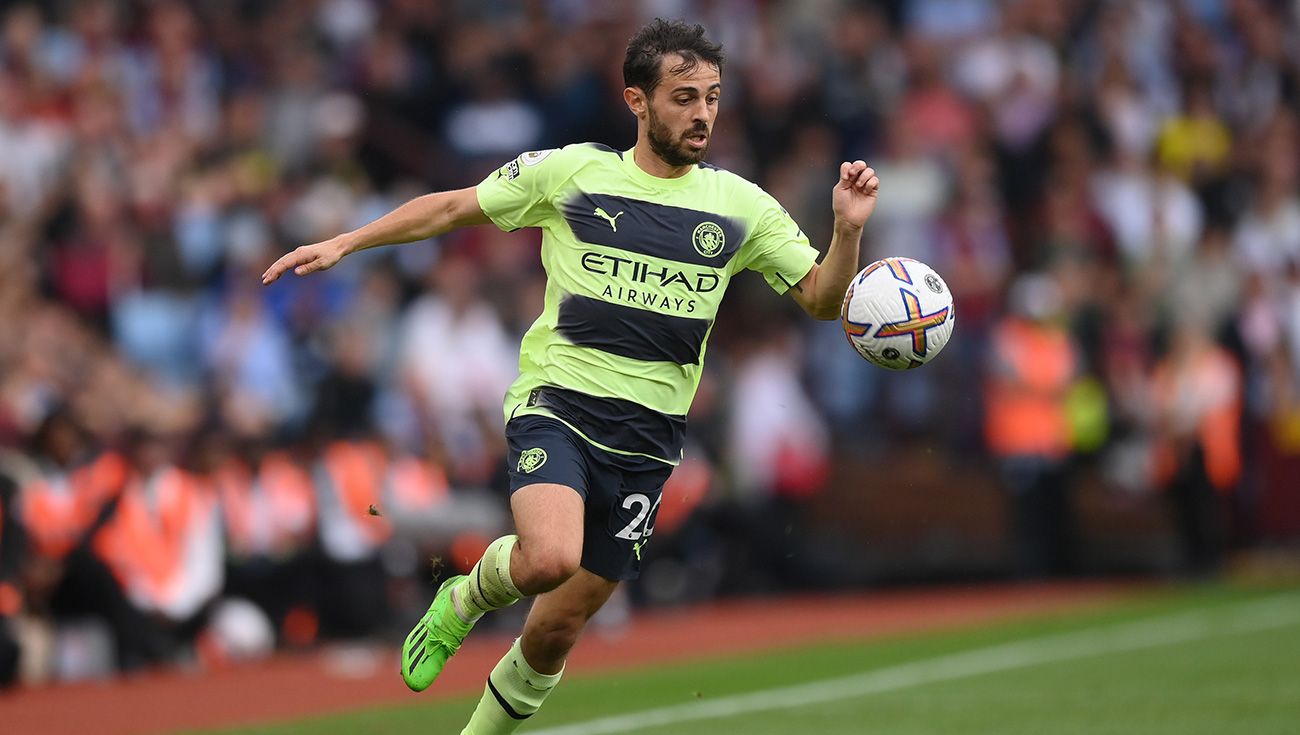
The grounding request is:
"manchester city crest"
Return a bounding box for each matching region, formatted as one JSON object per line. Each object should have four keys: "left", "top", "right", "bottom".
{"left": 517, "top": 447, "right": 548, "bottom": 473}
{"left": 692, "top": 221, "right": 725, "bottom": 258}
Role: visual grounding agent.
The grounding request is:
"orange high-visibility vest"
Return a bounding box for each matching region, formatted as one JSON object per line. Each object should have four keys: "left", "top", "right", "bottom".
{"left": 22, "top": 473, "right": 81, "bottom": 560}
{"left": 92, "top": 467, "right": 215, "bottom": 606}
{"left": 1151, "top": 347, "right": 1242, "bottom": 493}
{"left": 216, "top": 459, "right": 255, "bottom": 555}
{"left": 386, "top": 456, "right": 450, "bottom": 513}
{"left": 218, "top": 453, "right": 315, "bottom": 558}
{"left": 258, "top": 452, "right": 315, "bottom": 544}
{"left": 320, "top": 441, "right": 392, "bottom": 546}
{"left": 984, "top": 318, "right": 1076, "bottom": 459}
{"left": 80, "top": 452, "right": 129, "bottom": 510}
{"left": 22, "top": 452, "right": 128, "bottom": 560}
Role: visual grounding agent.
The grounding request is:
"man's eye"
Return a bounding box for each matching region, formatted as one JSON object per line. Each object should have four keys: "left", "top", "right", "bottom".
{"left": 676, "top": 98, "right": 691, "bottom": 105}
{"left": 707, "top": 96, "right": 719, "bottom": 105}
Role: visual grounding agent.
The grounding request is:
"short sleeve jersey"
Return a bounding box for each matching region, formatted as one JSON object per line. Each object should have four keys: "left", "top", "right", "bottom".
{"left": 477, "top": 143, "right": 819, "bottom": 464}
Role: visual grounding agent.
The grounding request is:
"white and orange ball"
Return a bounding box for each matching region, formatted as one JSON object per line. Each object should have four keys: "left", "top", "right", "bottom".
{"left": 840, "top": 257, "right": 955, "bottom": 370}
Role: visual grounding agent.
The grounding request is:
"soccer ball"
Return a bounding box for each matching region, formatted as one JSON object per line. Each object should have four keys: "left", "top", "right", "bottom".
{"left": 840, "top": 257, "right": 955, "bottom": 370}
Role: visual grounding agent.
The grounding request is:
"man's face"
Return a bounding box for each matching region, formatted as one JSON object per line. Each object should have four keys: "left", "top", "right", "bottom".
{"left": 644, "top": 53, "right": 721, "bottom": 167}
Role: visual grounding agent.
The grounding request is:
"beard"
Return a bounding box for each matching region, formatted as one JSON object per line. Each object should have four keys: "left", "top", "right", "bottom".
{"left": 647, "top": 105, "right": 708, "bottom": 167}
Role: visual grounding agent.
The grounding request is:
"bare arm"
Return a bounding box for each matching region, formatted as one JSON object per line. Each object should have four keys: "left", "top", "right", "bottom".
{"left": 788, "top": 161, "right": 880, "bottom": 320}
{"left": 262, "top": 187, "right": 489, "bottom": 284}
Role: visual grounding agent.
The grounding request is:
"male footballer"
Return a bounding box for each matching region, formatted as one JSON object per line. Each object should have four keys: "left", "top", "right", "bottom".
{"left": 262, "top": 18, "right": 879, "bottom": 734}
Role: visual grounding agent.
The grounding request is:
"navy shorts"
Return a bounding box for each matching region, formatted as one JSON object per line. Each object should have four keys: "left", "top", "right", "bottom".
{"left": 505, "top": 415, "right": 674, "bottom": 581}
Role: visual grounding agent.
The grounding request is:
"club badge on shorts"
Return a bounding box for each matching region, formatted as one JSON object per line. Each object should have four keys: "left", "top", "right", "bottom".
{"left": 518, "top": 448, "right": 548, "bottom": 473}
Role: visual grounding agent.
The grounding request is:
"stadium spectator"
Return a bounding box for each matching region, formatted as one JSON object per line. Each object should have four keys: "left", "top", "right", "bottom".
{"left": 396, "top": 252, "right": 516, "bottom": 487}
{"left": 723, "top": 325, "right": 831, "bottom": 591}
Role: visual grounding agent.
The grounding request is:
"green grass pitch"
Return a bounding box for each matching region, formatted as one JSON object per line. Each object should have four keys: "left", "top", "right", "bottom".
{"left": 196, "top": 585, "right": 1300, "bottom": 735}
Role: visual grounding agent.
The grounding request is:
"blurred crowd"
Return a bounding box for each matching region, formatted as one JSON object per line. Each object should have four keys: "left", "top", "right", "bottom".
{"left": 2, "top": 0, "right": 1300, "bottom": 687}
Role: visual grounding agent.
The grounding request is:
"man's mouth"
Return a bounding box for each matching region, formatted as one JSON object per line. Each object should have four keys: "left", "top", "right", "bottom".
{"left": 685, "top": 131, "right": 709, "bottom": 149}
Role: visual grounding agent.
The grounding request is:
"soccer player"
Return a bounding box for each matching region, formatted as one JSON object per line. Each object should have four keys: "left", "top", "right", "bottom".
{"left": 262, "top": 19, "right": 879, "bottom": 735}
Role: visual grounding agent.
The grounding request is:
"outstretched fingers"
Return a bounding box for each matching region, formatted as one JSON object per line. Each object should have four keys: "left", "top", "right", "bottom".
{"left": 262, "top": 247, "right": 316, "bottom": 284}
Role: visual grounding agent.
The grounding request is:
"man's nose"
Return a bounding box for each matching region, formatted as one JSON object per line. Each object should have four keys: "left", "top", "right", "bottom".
{"left": 691, "top": 98, "right": 711, "bottom": 123}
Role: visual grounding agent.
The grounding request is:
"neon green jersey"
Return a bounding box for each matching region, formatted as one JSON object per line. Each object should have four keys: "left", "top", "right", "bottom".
{"left": 477, "top": 143, "right": 819, "bottom": 464}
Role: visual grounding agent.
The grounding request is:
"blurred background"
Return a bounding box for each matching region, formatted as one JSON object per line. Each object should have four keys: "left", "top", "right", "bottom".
{"left": 0, "top": 0, "right": 1298, "bottom": 689}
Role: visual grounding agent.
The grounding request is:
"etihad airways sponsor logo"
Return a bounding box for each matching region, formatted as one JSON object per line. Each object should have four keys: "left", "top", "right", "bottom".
{"left": 600, "top": 285, "right": 698, "bottom": 313}
{"left": 580, "top": 252, "right": 720, "bottom": 293}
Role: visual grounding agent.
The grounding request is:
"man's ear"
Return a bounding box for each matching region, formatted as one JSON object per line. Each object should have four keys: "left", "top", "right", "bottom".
{"left": 623, "top": 87, "right": 647, "bottom": 119}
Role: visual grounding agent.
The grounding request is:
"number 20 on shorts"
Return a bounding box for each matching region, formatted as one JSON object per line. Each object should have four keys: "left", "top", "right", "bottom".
{"left": 614, "top": 492, "right": 661, "bottom": 541}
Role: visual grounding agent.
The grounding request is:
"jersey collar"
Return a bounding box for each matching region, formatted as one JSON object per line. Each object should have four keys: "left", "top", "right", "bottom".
{"left": 622, "top": 148, "right": 699, "bottom": 188}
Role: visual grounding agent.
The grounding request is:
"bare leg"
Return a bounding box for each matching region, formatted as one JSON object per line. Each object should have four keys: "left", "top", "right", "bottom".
{"left": 508, "top": 483, "right": 586, "bottom": 595}
{"left": 520, "top": 567, "right": 619, "bottom": 674}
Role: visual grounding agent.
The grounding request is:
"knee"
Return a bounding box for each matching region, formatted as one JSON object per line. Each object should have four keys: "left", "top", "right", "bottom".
{"left": 515, "top": 544, "right": 581, "bottom": 594}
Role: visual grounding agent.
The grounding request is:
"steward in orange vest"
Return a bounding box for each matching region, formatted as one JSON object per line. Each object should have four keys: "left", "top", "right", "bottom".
{"left": 985, "top": 316, "right": 1077, "bottom": 461}
{"left": 216, "top": 435, "right": 318, "bottom": 643}
{"left": 311, "top": 436, "right": 392, "bottom": 637}
{"left": 13, "top": 410, "right": 126, "bottom": 566}
{"left": 218, "top": 447, "right": 315, "bottom": 562}
{"left": 92, "top": 462, "right": 223, "bottom": 620}
{"left": 315, "top": 438, "right": 393, "bottom": 562}
{"left": 984, "top": 275, "right": 1081, "bottom": 578}
{"left": 1149, "top": 320, "right": 1242, "bottom": 574}
{"left": 16, "top": 417, "right": 173, "bottom": 672}
{"left": 21, "top": 451, "right": 128, "bottom": 563}
{"left": 12, "top": 411, "right": 140, "bottom": 675}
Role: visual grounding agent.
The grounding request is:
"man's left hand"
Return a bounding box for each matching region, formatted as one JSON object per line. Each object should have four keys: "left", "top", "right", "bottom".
{"left": 831, "top": 160, "right": 880, "bottom": 229}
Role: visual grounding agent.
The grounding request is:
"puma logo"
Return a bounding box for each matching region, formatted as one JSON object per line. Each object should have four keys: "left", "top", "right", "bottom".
{"left": 594, "top": 207, "right": 625, "bottom": 232}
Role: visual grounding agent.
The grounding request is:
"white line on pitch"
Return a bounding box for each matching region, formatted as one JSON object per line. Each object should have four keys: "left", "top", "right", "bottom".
{"left": 527, "top": 593, "right": 1300, "bottom": 735}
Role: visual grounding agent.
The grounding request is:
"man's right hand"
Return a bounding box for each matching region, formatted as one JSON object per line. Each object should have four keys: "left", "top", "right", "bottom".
{"left": 261, "top": 188, "right": 488, "bottom": 284}
{"left": 262, "top": 236, "right": 350, "bottom": 284}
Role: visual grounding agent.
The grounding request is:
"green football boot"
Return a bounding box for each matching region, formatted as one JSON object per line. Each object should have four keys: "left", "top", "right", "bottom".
{"left": 402, "top": 575, "right": 474, "bottom": 692}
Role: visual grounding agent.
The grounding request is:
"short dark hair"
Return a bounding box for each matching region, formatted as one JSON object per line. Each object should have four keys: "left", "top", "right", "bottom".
{"left": 623, "top": 19, "right": 724, "bottom": 97}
